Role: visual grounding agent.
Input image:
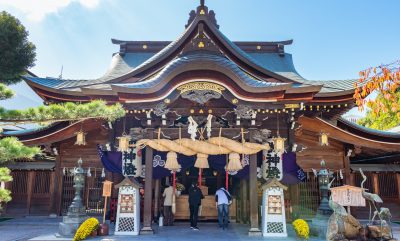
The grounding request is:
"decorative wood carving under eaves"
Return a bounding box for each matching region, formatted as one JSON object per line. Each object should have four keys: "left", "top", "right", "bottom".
{"left": 177, "top": 82, "right": 225, "bottom": 104}
{"left": 235, "top": 105, "right": 256, "bottom": 119}
{"left": 153, "top": 102, "right": 170, "bottom": 117}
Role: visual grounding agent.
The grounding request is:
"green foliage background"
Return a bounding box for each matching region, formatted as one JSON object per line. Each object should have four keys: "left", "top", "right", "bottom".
{"left": 0, "top": 11, "right": 36, "bottom": 85}
{"left": 0, "top": 11, "right": 126, "bottom": 212}
{"left": 357, "top": 91, "right": 400, "bottom": 130}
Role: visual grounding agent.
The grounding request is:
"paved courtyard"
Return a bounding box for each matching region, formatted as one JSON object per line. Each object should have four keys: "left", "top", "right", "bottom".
{"left": 0, "top": 217, "right": 400, "bottom": 241}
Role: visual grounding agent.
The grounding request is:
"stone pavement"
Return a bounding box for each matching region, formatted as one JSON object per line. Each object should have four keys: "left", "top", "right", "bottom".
{"left": 0, "top": 217, "right": 399, "bottom": 241}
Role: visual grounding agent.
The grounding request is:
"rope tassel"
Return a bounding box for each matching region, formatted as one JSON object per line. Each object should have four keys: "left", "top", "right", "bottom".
{"left": 194, "top": 153, "right": 209, "bottom": 169}
{"left": 227, "top": 153, "right": 243, "bottom": 171}
{"left": 165, "top": 151, "right": 181, "bottom": 171}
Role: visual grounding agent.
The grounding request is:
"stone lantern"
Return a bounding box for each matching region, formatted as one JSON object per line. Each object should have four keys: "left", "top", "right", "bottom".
{"left": 58, "top": 158, "right": 88, "bottom": 237}
{"left": 317, "top": 160, "right": 333, "bottom": 215}
{"left": 311, "top": 160, "right": 333, "bottom": 239}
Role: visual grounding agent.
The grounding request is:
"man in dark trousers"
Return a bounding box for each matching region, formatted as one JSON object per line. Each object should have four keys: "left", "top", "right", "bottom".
{"left": 188, "top": 181, "right": 204, "bottom": 230}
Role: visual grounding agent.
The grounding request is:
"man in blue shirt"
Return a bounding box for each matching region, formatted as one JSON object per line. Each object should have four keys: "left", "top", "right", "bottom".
{"left": 215, "top": 186, "right": 231, "bottom": 229}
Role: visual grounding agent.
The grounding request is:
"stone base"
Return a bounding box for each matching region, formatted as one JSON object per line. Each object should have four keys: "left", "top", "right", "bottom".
{"left": 57, "top": 214, "right": 88, "bottom": 237}
{"left": 311, "top": 213, "right": 331, "bottom": 239}
{"left": 140, "top": 226, "right": 154, "bottom": 235}
{"left": 248, "top": 228, "right": 262, "bottom": 236}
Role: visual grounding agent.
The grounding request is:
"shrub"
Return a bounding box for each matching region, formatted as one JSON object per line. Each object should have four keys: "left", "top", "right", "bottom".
{"left": 292, "top": 218, "right": 309, "bottom": 240}
{"left": 73, "top": 217, "right": 99, "bottom": 241}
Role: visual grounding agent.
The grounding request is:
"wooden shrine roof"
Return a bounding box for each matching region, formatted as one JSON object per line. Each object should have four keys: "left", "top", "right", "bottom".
{"left": 297, "top": 116, "right": 400, "bottom": 152}
{"left": 23, "top": 1, "right": 359, "bottom": 105}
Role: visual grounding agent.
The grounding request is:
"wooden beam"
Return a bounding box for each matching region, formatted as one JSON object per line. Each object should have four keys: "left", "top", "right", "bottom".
{"left": 141, "top": 128, "right": 154, "bottom": 234}
{"left": 248, "top": 129, "right": 261, "bottom": 236}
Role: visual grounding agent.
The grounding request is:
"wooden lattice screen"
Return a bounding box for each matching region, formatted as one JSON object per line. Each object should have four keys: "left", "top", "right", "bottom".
{"left": 60, "top": 167, "right": 106, "bottom": 215}
{"left": 289, "top": 171, "right": 345, "bottom": 220}
{"left": 378, "top": 173, "right": 398, "bottom": 199}
{"left": 8, "top": 170, "right": 53, "bottom": 215}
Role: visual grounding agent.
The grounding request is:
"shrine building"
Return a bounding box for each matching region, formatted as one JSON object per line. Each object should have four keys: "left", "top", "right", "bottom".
{"left": 3, "top": 0, "right": 400, "bottom": 234}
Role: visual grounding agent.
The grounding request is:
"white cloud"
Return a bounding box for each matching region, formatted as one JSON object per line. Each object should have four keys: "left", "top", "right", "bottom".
{"left": 0, "top": 0, "right": 100, "bottom": 22}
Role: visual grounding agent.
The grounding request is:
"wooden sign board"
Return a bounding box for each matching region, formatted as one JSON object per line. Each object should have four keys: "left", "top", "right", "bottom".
{"left": 102, "top": 180, "right": 113, "bottom": 197}
{"left": 331, "top": 185, "right": 366, "bottom": 207}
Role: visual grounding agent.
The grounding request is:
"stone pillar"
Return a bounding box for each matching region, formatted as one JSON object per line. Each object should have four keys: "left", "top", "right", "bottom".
{"left": 141, "top": 128, "right": 154, "bottom": 234}
{"left": 248, "top": 129, "right": 261, "bottom": 236}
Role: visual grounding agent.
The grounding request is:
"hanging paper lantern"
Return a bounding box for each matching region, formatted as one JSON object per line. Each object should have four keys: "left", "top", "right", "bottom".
{"left": 101, "top": 168, "right": 106, "bottom": 178}
{"left": 75, "top": 130, "right": 86, "bottom": 145}
{"left": 195, "top": 153, "right": 209, "bottom": 169}
{"left": 272, "top": 136, "right": 286, "bottom": 153}
{"left": 165, "top": 152, "right": 181, "bottom": 171}
{"left": 117, "top": 135, "right": 131, "bottom": 152}
{"left": 319, "top": 132, "right": 329, "bottom": 146}
{"left": 227, "top": 153, "right": 243, "bottom": 171}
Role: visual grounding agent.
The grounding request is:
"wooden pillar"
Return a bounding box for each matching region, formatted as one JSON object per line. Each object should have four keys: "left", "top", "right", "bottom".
{"left": 349, "top": 173, "right": 356, "bottom": 186}
{"left": 248, "top": 129, "right": 261, "bottom": 236}
{"left": 154, "top": 179, "right": 161, "bottom": 220}
{"left": 26, "top": 170, "right": 35, "bottom": 215}
{"left": 48, "top": 171, "right": 56, "bottom": 214}
{"left": 372, "top": 173, "right": 379, "bottom": 195}
{"left": 55, "top": 154, "right": 64, "bottom": 215}
{"left": 343, "top": 154, "right": 351, "bottom": 185}
{"left": 396, "top": 173, "right": 400, "bottom": 200}
{"left": 240, "top": 178, "right": 249, "bottom": 224}
{"left": 141, "top": 128, "right": 154, "bottom": 234}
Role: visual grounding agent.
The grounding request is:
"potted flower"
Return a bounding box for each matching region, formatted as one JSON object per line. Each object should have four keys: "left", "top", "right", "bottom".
{"left": 175, "top": 183, "right": 185, "bottom": 196}
{"left": 73, "top": 217, "right": 99, "bottom": 241}
{"left": 292, "top": 219, "right": 309, "bottom": 241}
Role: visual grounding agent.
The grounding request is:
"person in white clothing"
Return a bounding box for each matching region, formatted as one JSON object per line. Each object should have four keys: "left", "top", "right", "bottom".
{"left": 215, "top": 186, "right": 232, "bottom": 229}
{"left": 163, "top": 184, "right": 174, "bottom": 226}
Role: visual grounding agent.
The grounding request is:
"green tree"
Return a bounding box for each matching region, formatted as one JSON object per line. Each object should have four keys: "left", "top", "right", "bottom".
{"left": 0, "top": 11, "right": 36, "bottom": 85}
{"left": 0, "top": 12, "right": 125, "bottom": 211}
{"left": 357, "top": 91, "right": 400, "bottom": 130}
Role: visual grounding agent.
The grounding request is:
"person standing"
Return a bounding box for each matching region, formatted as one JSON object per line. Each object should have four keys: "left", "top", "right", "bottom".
{"left": 215, "top": 186, "right": 232, "bottom": 229}
{"left": 163, "top": 184, "right": 174, "bottom": 226}
{"left": 188, "top": 181, "right": 204, "bottom": 230}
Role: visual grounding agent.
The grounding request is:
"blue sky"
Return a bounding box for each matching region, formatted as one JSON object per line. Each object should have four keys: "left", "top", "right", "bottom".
{"left": 1, "top": 0, "right": 399, "bottom": 115}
